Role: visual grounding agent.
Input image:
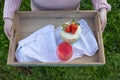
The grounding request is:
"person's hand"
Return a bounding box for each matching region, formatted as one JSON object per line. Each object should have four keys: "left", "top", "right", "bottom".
{"left": 99, "top": 8, "right": 107, "bottom": 32}
{"left": 4, "top": 18, "right": 13, "bottom": 40}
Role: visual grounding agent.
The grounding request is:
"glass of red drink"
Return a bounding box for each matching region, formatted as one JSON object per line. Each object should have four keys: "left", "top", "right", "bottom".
{"left": 57, "top": 42, "right": 73, "bottom": 61}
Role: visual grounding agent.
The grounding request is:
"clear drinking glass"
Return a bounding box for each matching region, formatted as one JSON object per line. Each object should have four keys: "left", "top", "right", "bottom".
{"left": 57, "top": 42, "right": 73, "bottom": 61}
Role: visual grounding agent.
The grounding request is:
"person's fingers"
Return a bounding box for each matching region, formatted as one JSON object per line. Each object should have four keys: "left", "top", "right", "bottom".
{"left": 4, "top": 24, "right": 11, "bottom": 40}
{"left": 8, "top": 25, "right": 12, "bottom": 37}
{"left": 101, "top": 20, "right": 106, "bottom": 32}
{"left": 100, "top": 16, "right": 106, "bottom": 32}
{"left": 4, "top": 26, "right": 10, "bottom": 40}
{"left": 99, "top": 8, "right": 107, "bottom": 32}
{"left": 4, "top": 19, "right": 13, "bottom": 40}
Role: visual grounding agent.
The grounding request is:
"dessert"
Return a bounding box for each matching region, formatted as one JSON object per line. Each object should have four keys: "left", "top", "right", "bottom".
{"left": 57, "top": 42, "right": 73, "bottom": 61}
{"left": 61, "top": 19, "right": 81, "bottom": 43}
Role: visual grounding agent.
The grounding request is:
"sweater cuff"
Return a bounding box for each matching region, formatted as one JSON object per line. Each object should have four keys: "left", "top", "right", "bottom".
{"left": 3, "top": 12, "right": 14, "bottom": 20}
{"left": 95, "top": 2, "right": 111, "bottom": 11}
{"left": 92, "top": 0, "right": 111, "bottom": 12}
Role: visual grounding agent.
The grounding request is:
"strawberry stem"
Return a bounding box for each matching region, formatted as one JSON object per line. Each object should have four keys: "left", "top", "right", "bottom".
{"left": 71, "top": 18, "right": 75, "bottom": 23}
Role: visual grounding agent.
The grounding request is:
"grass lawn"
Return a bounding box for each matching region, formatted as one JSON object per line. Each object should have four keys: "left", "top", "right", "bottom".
{"left": 0, "top": 0, "right": 120, "bottom": 80}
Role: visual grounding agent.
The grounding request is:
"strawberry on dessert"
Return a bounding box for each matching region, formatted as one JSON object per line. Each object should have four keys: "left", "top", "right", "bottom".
{"left": 61, "top": 19, "right": 81, "bottom": 43}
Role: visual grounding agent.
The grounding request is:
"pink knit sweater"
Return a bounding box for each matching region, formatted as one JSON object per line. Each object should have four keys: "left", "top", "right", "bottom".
{"left": 3, "top": 0, "right": 111, "bottom": 19}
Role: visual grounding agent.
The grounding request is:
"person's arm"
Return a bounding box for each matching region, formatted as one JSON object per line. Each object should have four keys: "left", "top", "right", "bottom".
{"left": 3, "top": 0, "right": 22, "bottom": 40}
{"left": 91, "top": 0, "right": 111, "bottom": 12}
{"left": 91, "top": 0, "right": 111, "bottom": 32}
{"left": 3, "top": 0, "right": 22, "bottom": 19}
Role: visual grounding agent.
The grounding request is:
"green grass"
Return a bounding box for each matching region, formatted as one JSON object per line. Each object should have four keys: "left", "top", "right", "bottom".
{"left": 0, "top": 0, "right": 120, "bottom": 80}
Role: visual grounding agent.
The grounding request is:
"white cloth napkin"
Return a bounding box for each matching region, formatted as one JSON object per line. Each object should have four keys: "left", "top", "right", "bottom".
{"left": 15, "top": 24, "right": 60, "bottom": 62}
{"left": 15, "top": 19, "right": 98, "bottom": 62}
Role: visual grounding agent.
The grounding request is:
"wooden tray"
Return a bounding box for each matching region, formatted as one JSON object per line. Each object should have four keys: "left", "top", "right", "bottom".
{"left": 8, "top": 11, "right": 105, "bottom": 66}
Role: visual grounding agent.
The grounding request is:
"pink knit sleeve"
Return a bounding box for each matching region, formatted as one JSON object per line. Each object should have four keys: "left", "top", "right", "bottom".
{"left": 91, "top": 0, "right": 111, "bottom": 11}
{"left": 3, "top": 0, "right": 22, "bottom": 19}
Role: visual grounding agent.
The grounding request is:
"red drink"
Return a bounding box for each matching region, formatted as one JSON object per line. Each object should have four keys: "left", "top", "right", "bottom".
{"left": 57, "top": 42, "right": 73, "bottom": 61}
